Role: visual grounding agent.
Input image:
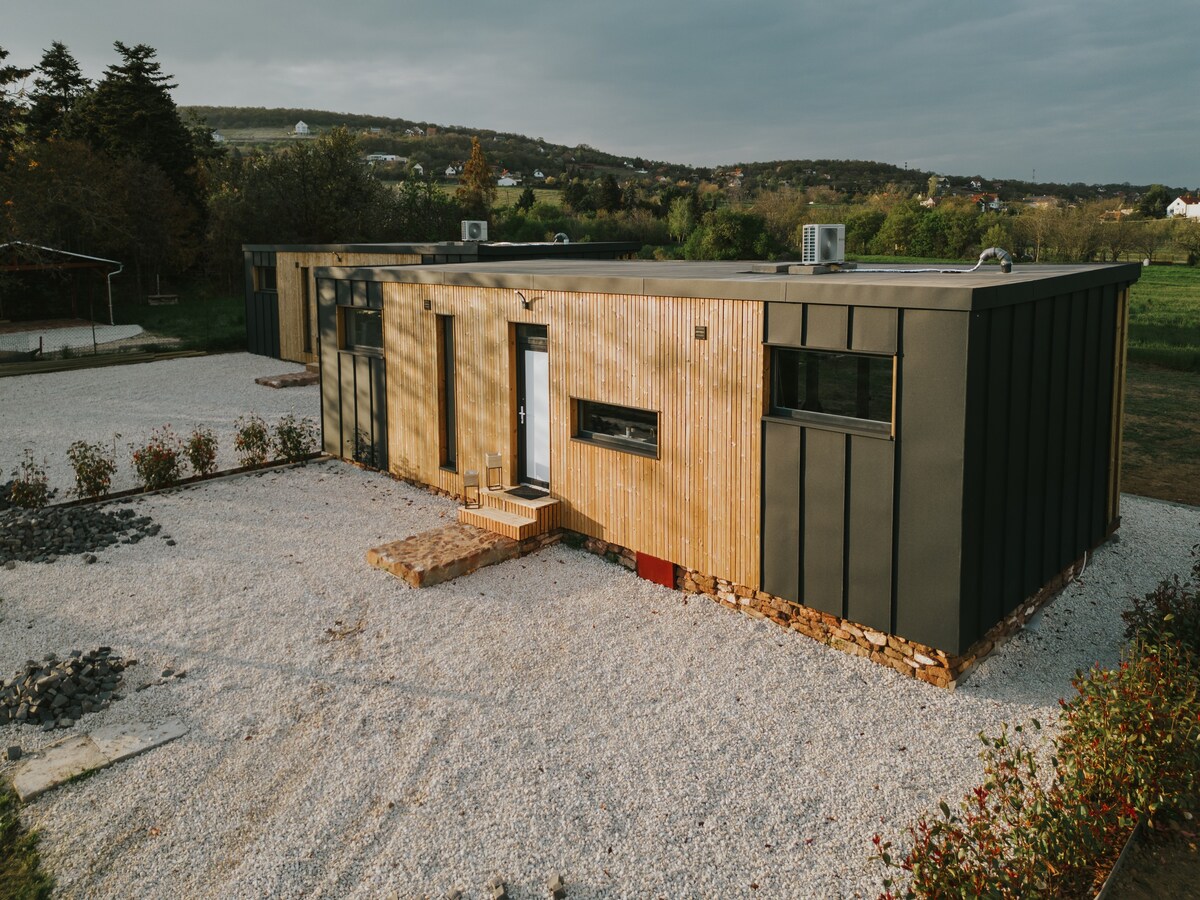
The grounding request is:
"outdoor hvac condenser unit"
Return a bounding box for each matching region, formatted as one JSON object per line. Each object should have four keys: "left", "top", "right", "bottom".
{"left": 801, "top": 224, "right": 845, "bottom": 265}
{"left": 461, "top": 220, "right": 488, "bottom": 241}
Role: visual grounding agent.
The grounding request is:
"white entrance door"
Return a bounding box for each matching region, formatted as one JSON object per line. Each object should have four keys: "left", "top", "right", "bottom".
{"left": 522, "top": 346, "right": 550, "bottom": 485}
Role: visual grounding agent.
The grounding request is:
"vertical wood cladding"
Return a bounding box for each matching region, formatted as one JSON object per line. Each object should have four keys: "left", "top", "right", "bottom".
{"left": 383, "top": 283, "right": 765, "bottom": 587}
{"left": 276, "top": 251, "right": 422, "bottom": 363}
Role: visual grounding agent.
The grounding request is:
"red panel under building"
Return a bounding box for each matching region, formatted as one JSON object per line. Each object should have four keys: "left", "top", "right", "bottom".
{"left": 636, "top": 552, "right": 676, "bottom": 588}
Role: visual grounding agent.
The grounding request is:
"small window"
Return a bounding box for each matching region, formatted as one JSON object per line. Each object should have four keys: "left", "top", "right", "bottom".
{"left": 254, "top": 266, "right": 277, "bottom": 292}
{"left": 342, "top": 308, "right": 383, "bottom": 354}
{"left": 574, "top": 399, "right": 658, "bottom": 457}
{"left": 771, "top": 348, "right": 892, "bottom": 430}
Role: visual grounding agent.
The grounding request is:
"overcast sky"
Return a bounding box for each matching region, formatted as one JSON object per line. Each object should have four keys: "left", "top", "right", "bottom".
{"left": 6, "top": 0, "right": 1197, "bottom": 187}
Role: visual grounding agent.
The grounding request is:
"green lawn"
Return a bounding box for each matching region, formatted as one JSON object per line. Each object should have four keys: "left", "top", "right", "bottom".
{"left": 0, "top": 784, "right": 53, "bottom": 900}
{"left": 1127, "top": 264, "right": 1200, "bottom": 371}
{"left": 112, "top": 283, "right": 246, "bottom": 353}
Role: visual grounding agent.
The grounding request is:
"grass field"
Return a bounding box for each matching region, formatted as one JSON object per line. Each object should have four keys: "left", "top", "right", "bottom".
{"left": 1126, "top": 264, "right": 1200, "bottom": 371}
{"left": 112, "top": 284, "right": 246, "bottom": 353}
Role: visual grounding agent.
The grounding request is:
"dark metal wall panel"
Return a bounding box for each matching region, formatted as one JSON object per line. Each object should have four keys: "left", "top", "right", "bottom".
{"left": 317, "top": 279, "right": 341, "bottom": 456}
{"left": 246, "top": 291, "right": 280, "bottom": 357}
{"left": 801, "top": 428, "right": 846, "bottom": 615}
{"left": 1076, "top": 289, "right": 1101, "bottom": 551}
{"left": 1022, "top": 297, "right": 1054, "bottom": 597}
{"left": 805, "top": 304, "right": 849, "bottom": 350}
{"left": 979, "top": 305, "right": 1012, "bottom": 626}
{"left": 1001, "top": 303, "right": 1034, "bottom": 614}
{"left": 895, "top": 310, "right": 969, "bottom": 653}
{"left": 1042, "top": 298, "right": 1071, "bottom": 583}
{"left": 766, "top": 303, "right": 804, "bottom": 345}
{"left": 1059, "top": 292, "right": 1087, "bottom": 564}
{"left": 761, "top": 421, "right": 802, "bottom": 602}
{"left": 1092, "top": 286, "right": 1119, "bottom": 540}
{"left": 850, "top": 307, "right": 898, "bottom": 354}
{"left": 371, "top": 356, "right": 388, "bottom": 466}
{"left": 846, "top": 435, "right": 894, "bottom": 631}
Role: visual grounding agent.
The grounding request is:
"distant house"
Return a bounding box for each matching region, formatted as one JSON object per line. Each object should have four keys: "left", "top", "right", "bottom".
{"left": 533, "top": 169, "right": 545, "bottom": 180}
{"left": 294, "top": 121, "right": 310, "bottom": 136}
{"left": 1024, "top": 195, "right": 1061, "bottom": 209}
{"left": 365, "top": 154, "right": 404, "bottom": 163}
{"left": 497, "top": 175, "right": 519, "bottom": 187}
{"left": 411, "top": 163, "right": 424, "bottom": 176}
{"left": 445, "top": 164, "right": 460, "bottom": 178}
{"left": 1167, "top": 194, "right": 1200, "bottom": 218}
{"left": 211, "top": 131, "right": 226, "bottom": 143}
{"left": 920, "top": 196, "right": 939, "bottom": 209}
{"left": 970, "top": 193, "right": 1005, "bottom": 213}
{"left": 404, "top": 126, "right": 424, "bottom": 137}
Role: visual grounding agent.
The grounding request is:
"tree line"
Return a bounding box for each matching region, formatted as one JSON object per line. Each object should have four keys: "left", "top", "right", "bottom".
{"left": 3, "top": 40, "right": 1197, "bottom": 302}
{"left": 0, "top": 41, "right": 464, "bottom": 297}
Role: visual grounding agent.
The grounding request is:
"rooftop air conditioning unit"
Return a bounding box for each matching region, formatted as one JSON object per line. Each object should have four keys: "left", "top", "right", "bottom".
{"left": 801, "top": 224, "right": 845, "bottom": 265}
{"left": 461, "top": 220, "right": 488, "bottom": 242}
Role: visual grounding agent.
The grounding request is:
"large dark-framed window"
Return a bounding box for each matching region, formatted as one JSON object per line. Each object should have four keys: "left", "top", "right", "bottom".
{"left": 341, "top": 307, "right": 383, "bottom": 355}
{"left": 300, "top": 267, "right": 313, "bottom": 354}
{"left": 572, "top": 399, "right": 659, "bottom": 457}
{"left": 436, "top": 314, "right": 456, "bottom": 470}
{"left": 770, "top": 347, "right": 893, "bottom": 434}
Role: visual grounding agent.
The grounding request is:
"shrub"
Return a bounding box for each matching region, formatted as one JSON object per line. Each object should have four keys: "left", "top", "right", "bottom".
{"left": 184, "top": 426, "right": 219, "bottom": 477}
{"left": 273, "top": 415, "right": 318, "bottom": 464}
{"left": 352, "top": 427, "right": 377, "bottom": 469}
{"left": 233, "top": 415, "right": 271, "bottom": 467}
{"left": 66, "top": 439, "right": 117, "bottom": 499}
{"left": 130, "top": 427, "right": 184, "bottom": 491}
{"left": 8, "top": 451, "right": 51, "bottom": 509}
{"left": 1122, "top": 543, "right": 1200, "bottom": 655}
{"left": 1058, "top": 640, "right": 1200, "bottom": 829}
{"left": 874, "top": 640, "right": 1200, "bottom": 898}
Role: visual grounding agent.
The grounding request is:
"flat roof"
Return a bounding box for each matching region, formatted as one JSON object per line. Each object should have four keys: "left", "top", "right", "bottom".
{"left": 242, "top": 241, "right": 640, "bottom": 256}
{"left": 313, "top": 258, "right": 1142, "bottom": 312}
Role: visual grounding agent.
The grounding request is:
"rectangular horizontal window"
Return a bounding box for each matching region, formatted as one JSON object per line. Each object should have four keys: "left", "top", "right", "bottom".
{"left": 574, "top": 399, "right": 658, "bottom": 457}
{"left": 342, "top": 308, "right": 383, "bottom": 354}
{"left": 771, "top": 348, "right": 892, "bottom": 429}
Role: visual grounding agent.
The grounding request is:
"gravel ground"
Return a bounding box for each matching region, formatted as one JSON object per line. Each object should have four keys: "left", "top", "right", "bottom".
{"left": 0, "top": 358, "right": 1197, "bottom": 898}
{"left": 0, "top": 353, "right": 318, "bottom": 497}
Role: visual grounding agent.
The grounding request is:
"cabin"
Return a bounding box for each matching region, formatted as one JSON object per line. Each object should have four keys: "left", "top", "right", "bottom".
{"left": 242, "top": 240, "right": 641, "bottom": 363}
{"left": 313, "top": 257, "right": 1139, "bottom": 686}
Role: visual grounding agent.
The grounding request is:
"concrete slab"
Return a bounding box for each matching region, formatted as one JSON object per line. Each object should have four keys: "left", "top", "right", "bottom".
{"left": 11, "top": 734, "right": 108, "bottom": 802}
{"left": 90, "top": 719, "right": 189, "bottom": 763}
{"left": 10, "top": 719, "right": 188, "bottom": 802}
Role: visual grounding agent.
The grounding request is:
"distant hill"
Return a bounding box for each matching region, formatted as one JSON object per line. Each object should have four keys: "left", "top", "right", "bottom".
{"left": 182, "top": 106, "right": 1185, "bottom": 202}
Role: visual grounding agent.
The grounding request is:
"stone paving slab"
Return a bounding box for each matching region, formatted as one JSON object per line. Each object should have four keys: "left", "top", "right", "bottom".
{"left": 367, "top": 523, "right": 519, "bottom": 587}
{"left": 11, "top": 719, "right": 187, "bottom": 802}
{"left": 254, "top": 370, "right": 319, "bottom": 388}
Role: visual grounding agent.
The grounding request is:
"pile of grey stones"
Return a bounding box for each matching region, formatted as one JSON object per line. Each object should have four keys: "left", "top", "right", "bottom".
{"left": 1, "top": 648, "right": 133, "bottom": 731}
{"left": 0, "top": 504, "right": 167, "bottom": 566}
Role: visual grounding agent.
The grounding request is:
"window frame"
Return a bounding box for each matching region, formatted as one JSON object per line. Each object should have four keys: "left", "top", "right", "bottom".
{"left": 571, "top": 398, "right": 660, "bottom": 458}
{"left": 766, "top": 344, "right": 895, "bottom": 438}
{"left": 340, "top": 307, "right": 384, "bottom": 357}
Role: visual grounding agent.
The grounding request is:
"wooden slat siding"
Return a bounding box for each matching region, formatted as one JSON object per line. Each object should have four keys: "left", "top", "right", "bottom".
{"left": 275, "top": 252, "right": 422, "bottom": 363}
{"left": 380, "top": 283, "right": 764, "bottom": 586}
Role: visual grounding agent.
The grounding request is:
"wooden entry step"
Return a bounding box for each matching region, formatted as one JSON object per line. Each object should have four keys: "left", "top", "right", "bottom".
{"left": 457, "top": 506, "right": 539, "bottom": 541}
{"left": 456, "top": 486, "right": 560, "bottom": 541}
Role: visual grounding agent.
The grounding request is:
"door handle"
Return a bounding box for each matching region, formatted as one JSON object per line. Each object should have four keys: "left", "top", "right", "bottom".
{"left": 519, "top": 405, "right": 526, "bottom": 424}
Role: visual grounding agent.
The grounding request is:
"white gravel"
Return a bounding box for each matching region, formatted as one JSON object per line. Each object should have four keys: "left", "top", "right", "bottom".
{"left": 0, "top": 352, "right": 318, "bottom": 497}
{"left": 0, "top": 358, "right": 1197, "bottom": 899}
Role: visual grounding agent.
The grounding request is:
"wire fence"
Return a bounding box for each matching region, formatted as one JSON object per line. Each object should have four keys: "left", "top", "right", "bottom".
{"left": 0, "top": 291, "right": 245, "bottom": 374}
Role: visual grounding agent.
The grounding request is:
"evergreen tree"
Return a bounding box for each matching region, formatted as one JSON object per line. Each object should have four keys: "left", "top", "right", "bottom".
{"left": 27, "top": 41, "right": 89, "bottom": 140}
{"left": 74, "top": 42, "right": 198, "bottom": 203}
{"left": 0, "top": 46, "right": 32, "bottom": 165}
{"left": 455, "top": 136, "right": 496, "bottom": 220}
{"left": 595, "top": 172, "right": 621, "bottom": 212}
{"left": 515, "top": 185, "right": 536, "bottom": 212}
